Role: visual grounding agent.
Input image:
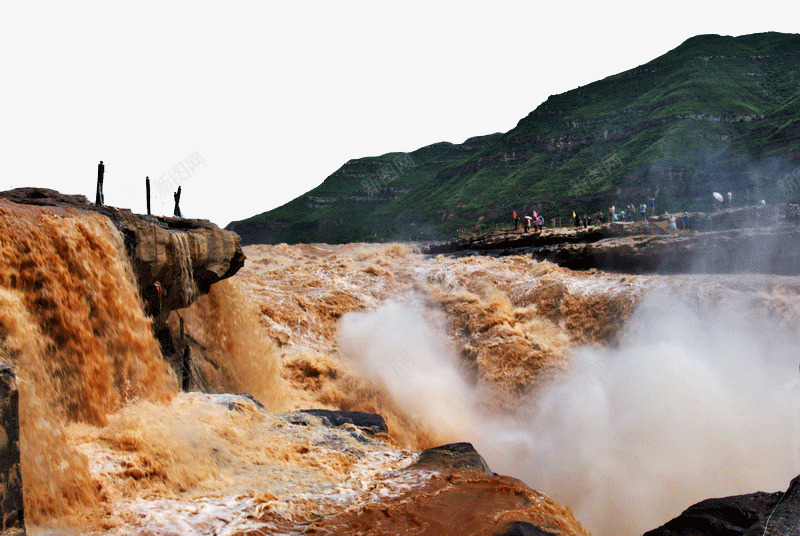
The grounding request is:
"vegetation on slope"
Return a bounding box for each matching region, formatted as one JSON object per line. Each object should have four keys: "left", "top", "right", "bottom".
{"left": 228, "top": 32, "right": 800, "bottom": 244}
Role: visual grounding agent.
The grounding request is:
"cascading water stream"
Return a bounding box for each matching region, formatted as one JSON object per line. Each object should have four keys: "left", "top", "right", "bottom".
{"left": 170, "top": 231, "right": 197, "bottom": 307}
{"left": 0, "top": 200, "right": 177, "bottom": 525}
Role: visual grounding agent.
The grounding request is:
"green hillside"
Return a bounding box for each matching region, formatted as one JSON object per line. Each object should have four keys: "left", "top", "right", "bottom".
{"left": 228, "top": 32, "right": 800, "bottom": 244}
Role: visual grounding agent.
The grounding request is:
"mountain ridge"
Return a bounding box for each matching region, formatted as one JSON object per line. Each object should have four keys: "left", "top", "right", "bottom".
{"left": 228, "top": 32, "right": 800, "bottom": 244}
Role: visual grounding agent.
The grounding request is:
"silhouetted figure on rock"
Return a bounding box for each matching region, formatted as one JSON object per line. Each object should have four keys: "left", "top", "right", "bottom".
{"left": 96, "top": 160, "right": 105, "bottom": 205}
{"left": 146, "top": 176, "right": 151, "bottom": 215}
{"left": 173, "top": 186, "right": 182, "bottom": 218}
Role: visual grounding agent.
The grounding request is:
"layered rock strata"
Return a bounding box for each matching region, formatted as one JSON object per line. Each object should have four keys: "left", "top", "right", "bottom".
{"left": 0, "top": 188, "right": 245, "bottom": 329}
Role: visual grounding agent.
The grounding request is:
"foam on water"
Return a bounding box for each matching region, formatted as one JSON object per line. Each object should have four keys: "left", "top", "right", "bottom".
{"left": 70, "top": 392, "right": 423, "bottom": 535}
{"left": 84, "top": 394, "right": 426, "bottom": 535}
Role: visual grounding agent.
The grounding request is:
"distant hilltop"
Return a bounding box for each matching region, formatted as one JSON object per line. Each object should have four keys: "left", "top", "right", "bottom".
{"left": 228, "top": 32, "right": 800, "bottom": 245}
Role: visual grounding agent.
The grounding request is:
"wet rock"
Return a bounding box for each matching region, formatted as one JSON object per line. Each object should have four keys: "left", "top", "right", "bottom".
{"left": 228, "top": 393, "right": 266, "bottom": 410}
{"left": 409, "top": 442, "right": 494, "bottom": 476}
{"left": 643, "top": 475, "right": 800, "bottom": 535}
{"left": 212, "top": 393, "right": 266, "bottom": 412}
{"left": 0, "top": 188, "right": 245, "bottom": 329}
{"left": 497, "top": 521, "right": 558, "bottom": 536}
{"left": 0, "top": 363, "right": 24, "bottom": 533}
{"left": 402, "top": 445, "right": 584, "bottom": 535}
{"left": 307, "top": 466, "right": 589, "bottom": 536}
{"left": 290, "top": 409, "right": 388, "bottom": 436}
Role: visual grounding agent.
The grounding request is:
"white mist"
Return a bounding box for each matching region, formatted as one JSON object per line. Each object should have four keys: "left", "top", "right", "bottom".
{"left": 337, "top": 289, "right": 800, "bottom": 536}
{"left": 337, "top": 301, "right": 476, "bottom": 441}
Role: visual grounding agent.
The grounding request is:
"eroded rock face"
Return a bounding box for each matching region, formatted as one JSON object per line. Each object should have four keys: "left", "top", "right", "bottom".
{"left": 643, "top": 475, "right": 800, "bottom": 536}
{"left": 0, "top": 188, "right": 245, "bottom": 328}
{"left": 0, "top": 363, "right": 23, "bottom": 533}
{"left": 112, "top": 206, "right": 245, "bottom": 325}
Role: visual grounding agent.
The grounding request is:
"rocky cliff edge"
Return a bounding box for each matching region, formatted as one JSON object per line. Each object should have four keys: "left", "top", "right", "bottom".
{"left": 0, "top": 188, "right": 245, "bottom": 329}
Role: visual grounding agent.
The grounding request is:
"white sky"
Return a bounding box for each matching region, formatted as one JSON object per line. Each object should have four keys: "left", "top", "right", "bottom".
{"left": 1, "top": 1, "right": 796, "bottom": 226}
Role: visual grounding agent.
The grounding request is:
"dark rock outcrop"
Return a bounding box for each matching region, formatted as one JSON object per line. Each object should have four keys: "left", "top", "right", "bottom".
{"left": 496, "top": 522, "right": 558, "bottom": 536}
{"left": 644, "top": 475, "right": 800, "bottom": 535}
{"left": 0, "top": 188, "right": 245, "bottom": 329}
{"left": 544, "top": 225, "right": 800, "bottom": 274}
{"left": 288, "top": 409, "right": 388, "bottom": 436}
{"left": 0, "top": 363, "right": 24, "bottom": 534}
{"left": 409, "top": 442, "right": 495, "bottom": 476}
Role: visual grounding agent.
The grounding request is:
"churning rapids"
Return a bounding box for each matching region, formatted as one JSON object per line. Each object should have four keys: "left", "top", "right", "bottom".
{"left": 2, "top": 206, "right": 800, "bottom": 535}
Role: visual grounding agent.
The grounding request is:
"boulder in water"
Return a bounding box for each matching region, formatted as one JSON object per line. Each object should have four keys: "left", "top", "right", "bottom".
{"left": 410, "top": 442, "right": 495, "bottom": 476}
{"left": 290, "top": 409, "right": 388, "bottom": 436}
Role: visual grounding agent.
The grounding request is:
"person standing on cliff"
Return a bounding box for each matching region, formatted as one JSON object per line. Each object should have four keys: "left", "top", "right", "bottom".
{"left": 173, "top": 186, "right": 182, "bottom": 218}
{"left": 96, "top": 160, "right": 105, "bottom": 205}
{"left": 513, "top": 211, "right": 519, "bottom": 230}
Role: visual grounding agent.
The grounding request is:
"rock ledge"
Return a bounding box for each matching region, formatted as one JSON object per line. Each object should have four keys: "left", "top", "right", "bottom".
{"left": 0, "top": 188, "right": 245, "bottom": 327}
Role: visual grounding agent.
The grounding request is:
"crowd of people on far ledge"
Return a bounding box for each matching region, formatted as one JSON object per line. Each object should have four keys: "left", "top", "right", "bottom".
{"left": 572, "top": 197, "right": 661, "bottom": 228}
{"left": 511, "top": 195, "right": 700, "bottom": 233}
{"left": 512, "top": 210, "right": 546, "bottom": 232}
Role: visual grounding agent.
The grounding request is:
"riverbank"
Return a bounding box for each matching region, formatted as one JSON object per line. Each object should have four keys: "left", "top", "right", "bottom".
{"left": 423, "top": 205, "right": 800, "bottom": 274}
